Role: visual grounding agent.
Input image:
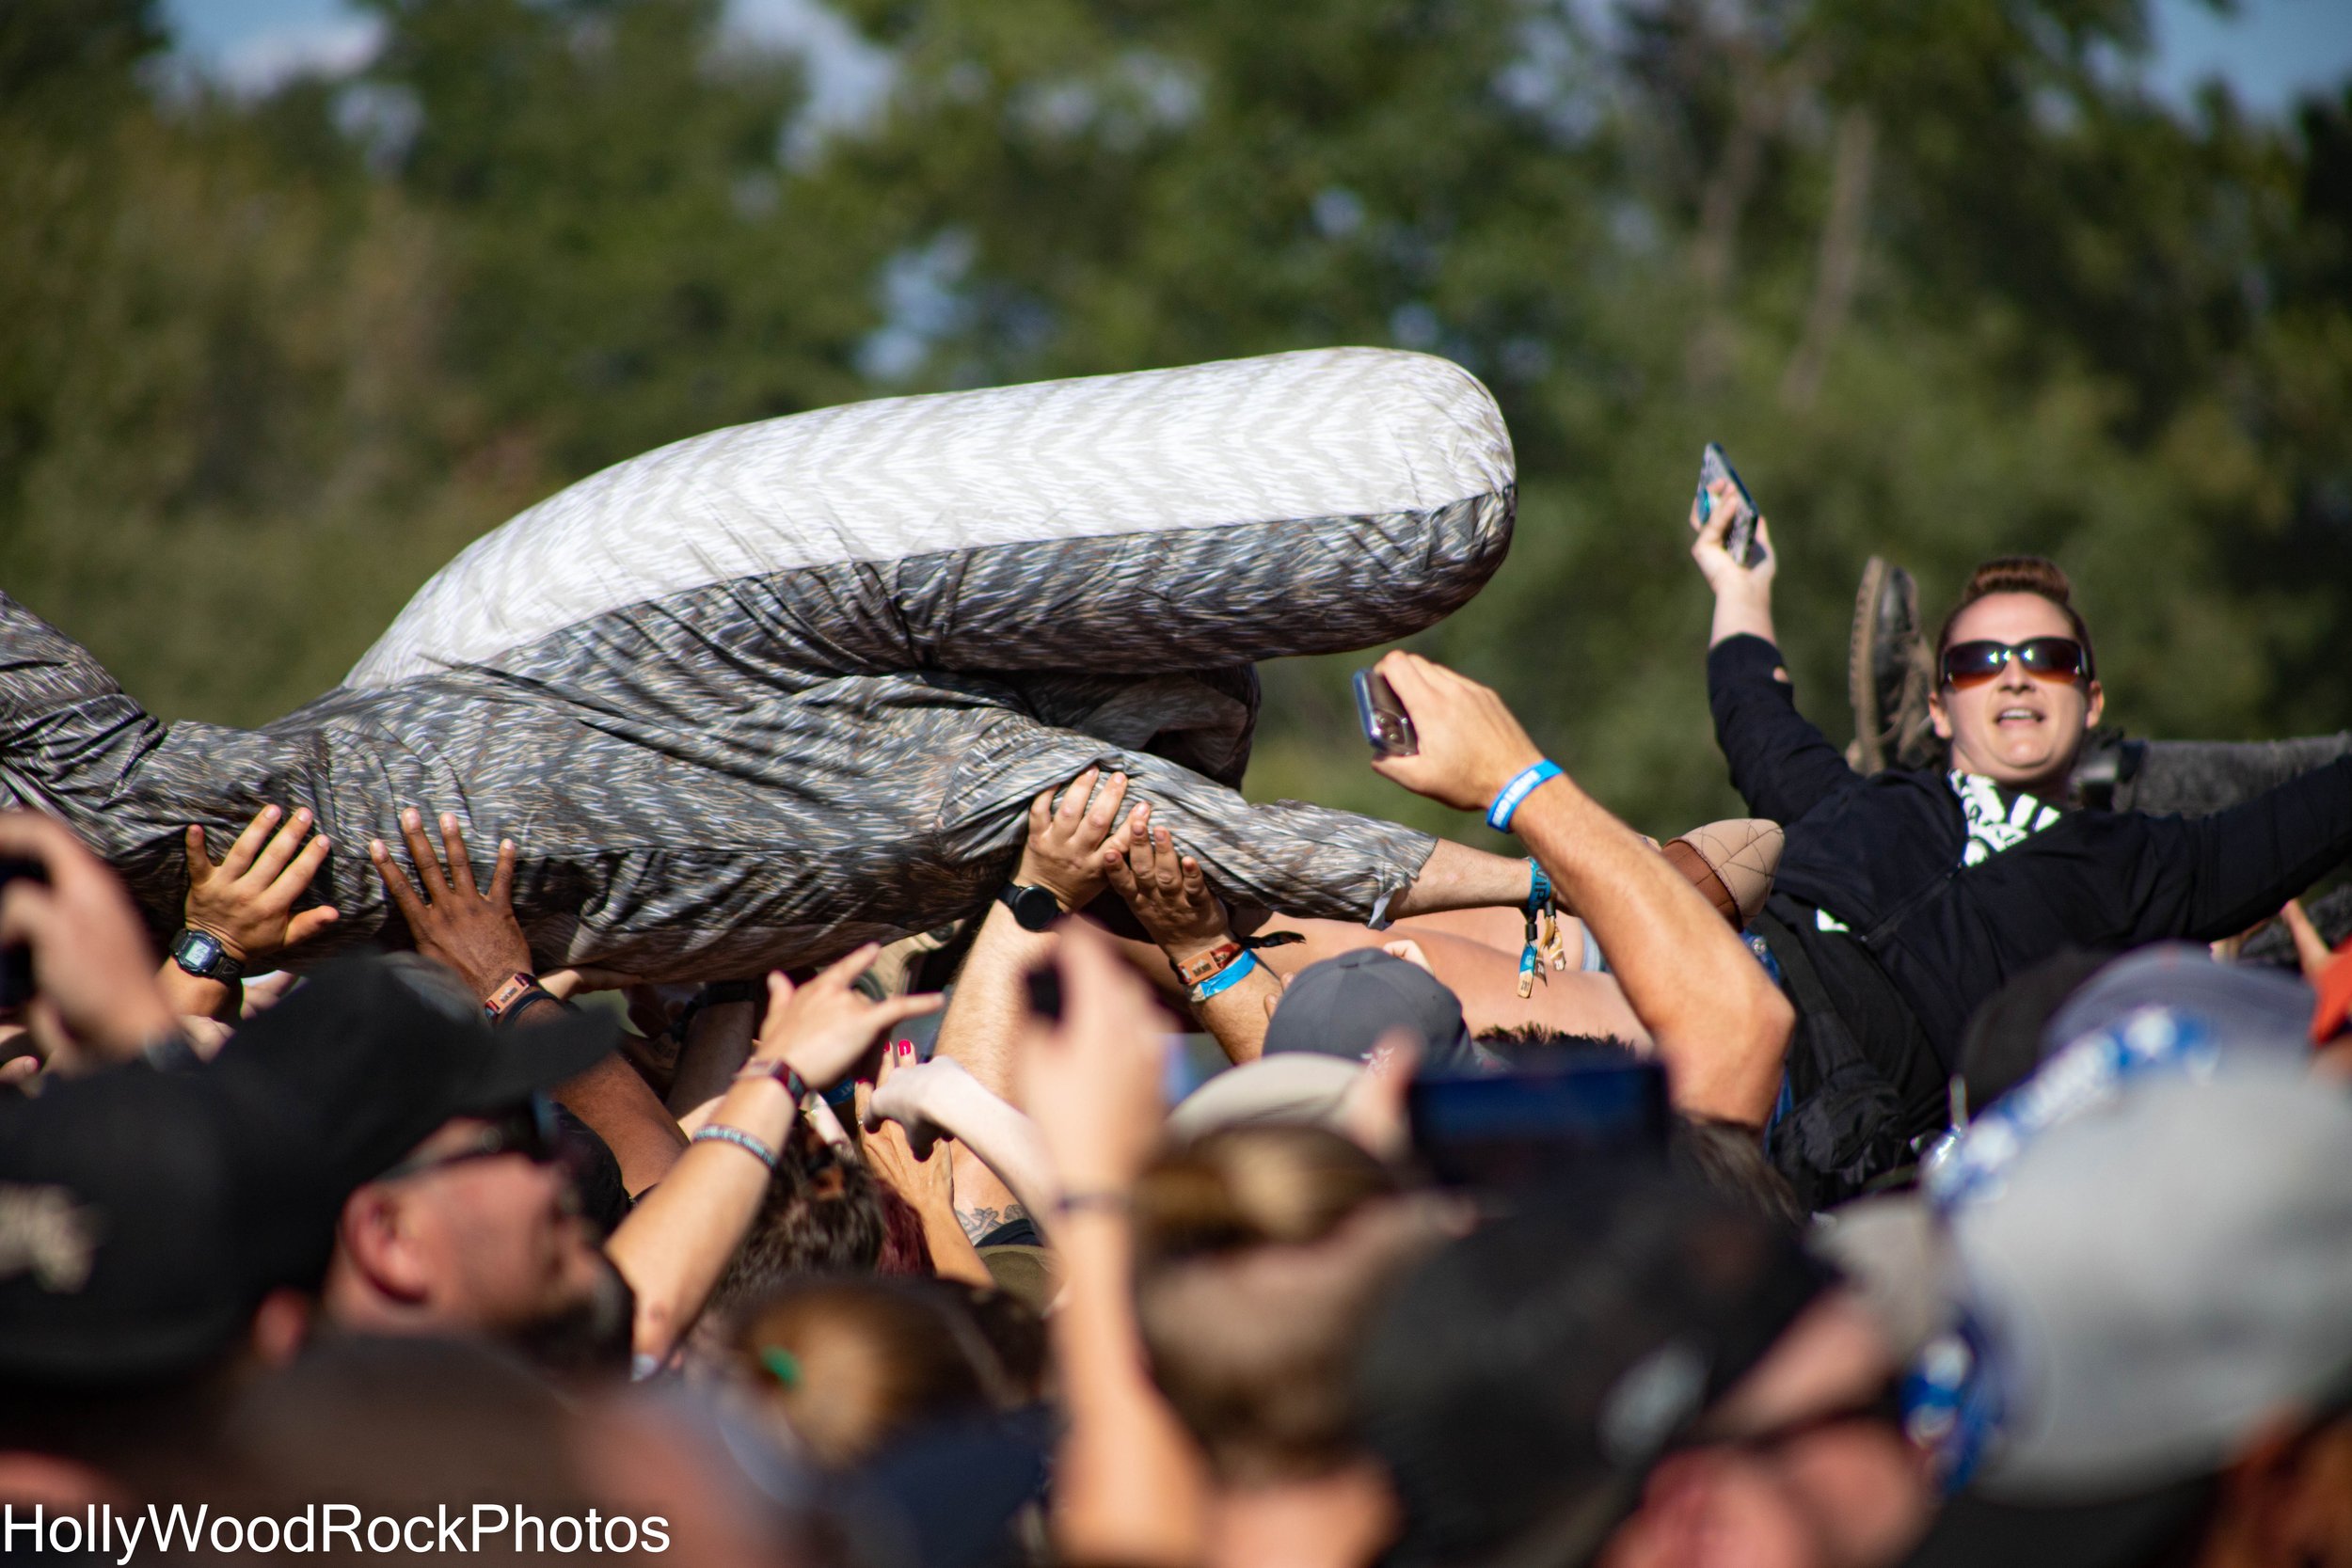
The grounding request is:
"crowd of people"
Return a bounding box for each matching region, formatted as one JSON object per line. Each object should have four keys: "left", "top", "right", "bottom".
{"left": 2, "top": 474, "right": 2349, "bottom": 1568}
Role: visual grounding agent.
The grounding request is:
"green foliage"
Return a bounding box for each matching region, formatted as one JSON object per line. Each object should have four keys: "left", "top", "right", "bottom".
{"left": 1, "top": 0, "right": 2346, "bottom": 838}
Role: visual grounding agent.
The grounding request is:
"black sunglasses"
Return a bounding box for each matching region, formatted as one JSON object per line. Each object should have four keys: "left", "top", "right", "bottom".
{"left": 378, "top": 1093, "right": 562, "bottom": 1183}
{"left": 1939, "top": 636, "right": 2090, "bottom": 690}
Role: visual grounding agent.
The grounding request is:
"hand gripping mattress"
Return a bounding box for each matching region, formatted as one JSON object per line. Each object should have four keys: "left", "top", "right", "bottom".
{"left": 1, "top": 348, "right": 1515, "bottom": 979}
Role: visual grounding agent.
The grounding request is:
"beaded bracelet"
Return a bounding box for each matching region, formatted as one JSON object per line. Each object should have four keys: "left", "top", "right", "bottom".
{"left": 691, "top": 1125, "right": 778, "bottom": 1170}
{"left": 1486, "top": 759, "right": 1565, "bottom": 832}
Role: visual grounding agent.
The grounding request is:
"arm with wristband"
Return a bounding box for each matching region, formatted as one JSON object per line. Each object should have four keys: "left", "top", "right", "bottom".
{"left": 604, "top": 943, "right": 943, "bottom": 1364}
{"left": 1104, "top": 817, "right": 1285, "bottom": 1064}
{"left": 1369, "top": 651, "right": 1794, "bottom": 1128}
{"left": 932, "top": 767, "right": 1145, "bottom": 1241}
{"left": 371, "top": 807, "right": 686, "bottom": 1194}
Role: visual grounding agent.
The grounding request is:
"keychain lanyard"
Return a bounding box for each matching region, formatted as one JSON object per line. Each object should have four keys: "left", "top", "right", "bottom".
{"left": 1518, "top": 858, "right": 1569, "bottom": 997}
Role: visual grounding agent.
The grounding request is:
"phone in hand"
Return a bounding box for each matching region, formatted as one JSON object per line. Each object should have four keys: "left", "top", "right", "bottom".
{"left": 1407, "top": 1054, "right": 1669, "bottom": 1190}
{"left": 1353, "top": 669, "right": 1419, "bottom": 758}
{"left": 1694, "top": 442, "right": 1761, "bottom": 568}
{"left": 0, "top": 857, "right": 49, "bottom": 1009}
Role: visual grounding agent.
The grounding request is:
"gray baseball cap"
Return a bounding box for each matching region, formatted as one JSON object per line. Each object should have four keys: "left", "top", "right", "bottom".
{"left": 1263, "top": 950, "right": 1480, "bottom": 1071}
{"left": 1948, "top": 1061, "right": 2352, "bottom": 1501}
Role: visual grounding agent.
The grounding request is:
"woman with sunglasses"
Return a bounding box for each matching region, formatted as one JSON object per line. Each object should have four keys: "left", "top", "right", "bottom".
{"left": 1690, "top": 482, "right": 2352, "bottom": 1206}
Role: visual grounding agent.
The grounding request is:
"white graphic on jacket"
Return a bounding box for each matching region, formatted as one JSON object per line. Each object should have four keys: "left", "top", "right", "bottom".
{"left": 1950, "top": 771, "right": 2063, "bottom": 867}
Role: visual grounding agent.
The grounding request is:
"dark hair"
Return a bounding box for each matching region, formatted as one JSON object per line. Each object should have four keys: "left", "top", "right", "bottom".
{"left": 707, "top": 1122, "right": 885, "bottom": 1314}
{"left": 1667, "top": 1116, "right": 1806, "bottom": 1228}
{"left": 1934, "top": 556, "right": 2096, "bottom": 679}
{"left": 1473, "top": 1024, "right": 1640, "bottom": 1056}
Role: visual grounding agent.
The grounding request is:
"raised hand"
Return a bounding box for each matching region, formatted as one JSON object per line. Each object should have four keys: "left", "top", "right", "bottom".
{"left": 863, "top": 1051, "right": 980, "bottom": 1159}
{"left": 183, "top": 803, "right": 340, "bottom": 966}
{"left": 858, "top": 1041, "right": 956, "bottom": 1198}
{"left": 1017, "top": 768, "right": 1145, "bottom": 911}
{"left": 1688, "top": 478, "right": 1778, "bottom": 594}
{"left": 1104, "top": 823, "right": 1231, "bottom": 959}
{"left": 751, "top": 943, "right": 944, "bottom": 1092}
{"left": 368, "top": 807, "right": 529, "bottom": 1000}
{"left": 1366, "top": 650, "right": 1549, "bottom": 815}
{"left": 0, "top": 812, "right": 177, "bottom": 1060}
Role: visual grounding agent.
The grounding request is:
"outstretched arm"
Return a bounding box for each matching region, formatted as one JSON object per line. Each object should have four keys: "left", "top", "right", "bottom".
{"left": 1104, "top": 820, "right": 1281, "bottom": 1064}
{"left": 1692, "top": 485, "right": 1856, "bottom": 824}
{"left": 161, "top": 802, "right": 341, "bottom": 1024}
{"left": 372, "top": 807, "right": 687, "bottom": 1194}
{"left": 933, "top": 767, "right": 1147, "bottom": 1243}
{"left": 607, "top": 948, "right": 942, "bottom": 1361}
{"left": 2134, "top": 755, "right": 2352, "bottom": 946}
{"left": 1373, "top": 652, "right": 1794, "bottom": 1128}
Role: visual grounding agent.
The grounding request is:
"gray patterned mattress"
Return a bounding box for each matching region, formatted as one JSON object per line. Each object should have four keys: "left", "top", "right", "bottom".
{"left": 1, "top": 349, "right": 1515, "bottom": 979}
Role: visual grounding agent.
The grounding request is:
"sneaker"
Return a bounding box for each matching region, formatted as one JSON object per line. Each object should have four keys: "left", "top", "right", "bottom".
{"left": 1846, "top": 556, "right": 1937, "bottom": 773}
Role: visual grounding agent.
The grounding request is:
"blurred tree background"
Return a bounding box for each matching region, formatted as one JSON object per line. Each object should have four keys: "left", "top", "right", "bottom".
{"left": 5, "top": 0, "right": 2348, "bottom": 842}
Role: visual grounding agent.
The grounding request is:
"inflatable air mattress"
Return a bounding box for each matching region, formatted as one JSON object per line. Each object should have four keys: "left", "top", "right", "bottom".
{"left": 1, "top": 348, "right": 1514, "bottom": 978}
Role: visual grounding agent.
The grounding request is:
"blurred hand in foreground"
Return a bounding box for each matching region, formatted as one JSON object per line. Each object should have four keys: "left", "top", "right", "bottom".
{"left": 0, "top": 812, "right": 176, "bottom": 1062}
{"left": 1018, "top": 922, "right": 1168, "bottom": 1196}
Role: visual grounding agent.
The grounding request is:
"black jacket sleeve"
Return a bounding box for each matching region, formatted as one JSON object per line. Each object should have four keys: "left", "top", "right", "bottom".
{"left": 2125, "top": 753, "right": 2352, "bottom": 942}
{"left": 1707, "top": 633, "right": 1861, "bottom": 827}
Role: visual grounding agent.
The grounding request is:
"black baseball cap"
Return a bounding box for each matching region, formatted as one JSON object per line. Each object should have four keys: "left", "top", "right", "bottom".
{"left": 0, "top": 955, "right": 616, "bottom": 1386}
{"left": 1265, "top": 950, "right": 1482, "bottom": 1072}
{"left": 1356, "top": 1173, "right": 1835, "bottom": 1567}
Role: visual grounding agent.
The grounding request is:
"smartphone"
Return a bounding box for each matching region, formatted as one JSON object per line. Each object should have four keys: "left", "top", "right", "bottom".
{"left": 1352, "top": 669, "right": 1419, "bottom": 758}
{"left": 1693, "top": 442, "right": 1761, "bottom": 568}
{"left": 1024, "top": 961, "right": 1063, "bottom": 1024}
{"left": 1407, "top": 1055, "right": 1670, "bottom": 1190}
{"left": 0, "top": 857, "right": 48, "bottom": 1009}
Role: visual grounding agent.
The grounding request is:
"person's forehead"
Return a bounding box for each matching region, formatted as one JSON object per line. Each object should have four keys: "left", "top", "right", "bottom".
{"left": 1950, "top": 593, "right": 2074, "bottom": 644}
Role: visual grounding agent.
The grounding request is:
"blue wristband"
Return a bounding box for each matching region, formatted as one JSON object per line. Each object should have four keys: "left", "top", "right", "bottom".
{"left": 1188, "top": 950, "right": 1259, "bottom": 1005}
{"left": 691, "top": 1125, "right": 778, "bottom": 1170}
{"left": 1486, "top": 760, "right": 1565, "bottom": 832}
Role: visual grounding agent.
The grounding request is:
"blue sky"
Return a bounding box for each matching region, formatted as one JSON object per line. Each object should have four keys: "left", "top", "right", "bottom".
{"left": 165, "top": 0, "right": 2352, "bottom": 119}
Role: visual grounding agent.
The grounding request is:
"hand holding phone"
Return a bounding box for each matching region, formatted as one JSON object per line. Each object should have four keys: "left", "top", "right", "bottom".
{"left": 1693, "top": 442, "right": 1762, "bottom": 568}
{"left": 1353, "top": 669, "right": 1419, "bottom": 758}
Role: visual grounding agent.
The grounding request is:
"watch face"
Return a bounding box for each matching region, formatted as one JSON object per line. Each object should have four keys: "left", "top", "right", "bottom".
{"left": 178, "top": 931, "right": 222, "bottom": 972}
{"left": 1010, "top": 886, "right": 1064, "bottom": 932}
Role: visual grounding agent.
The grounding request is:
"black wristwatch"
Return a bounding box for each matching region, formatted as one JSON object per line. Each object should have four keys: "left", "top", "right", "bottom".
{"left": 997, "top": 882, "right": 1067, "bottom": 933}
{"left": 169, "top": 927, "right": 245, "bottom": 983}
